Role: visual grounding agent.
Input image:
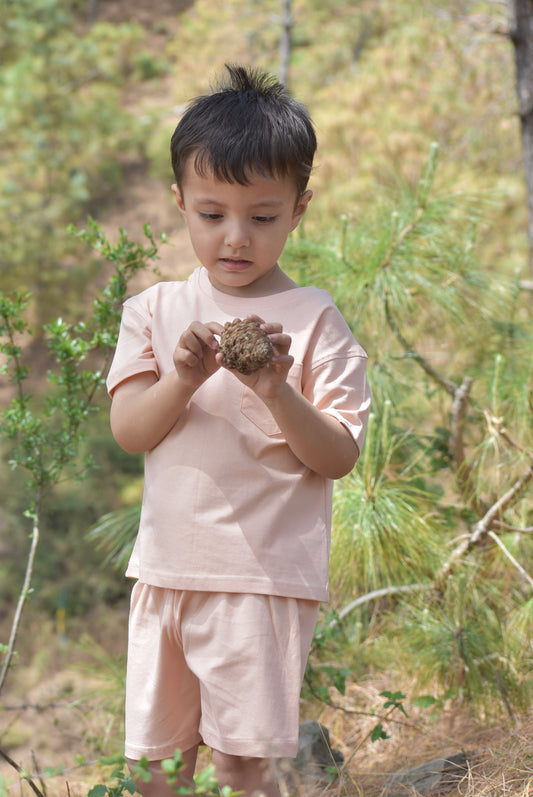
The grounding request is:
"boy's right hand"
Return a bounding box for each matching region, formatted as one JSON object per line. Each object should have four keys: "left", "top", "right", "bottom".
{"left": 173, "top": 321, "right": 223, "bottom": 389}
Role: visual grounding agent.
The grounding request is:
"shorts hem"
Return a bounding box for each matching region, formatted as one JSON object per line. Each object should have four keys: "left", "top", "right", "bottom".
{"left": 201, "top": 727, "right": 298, "bottom": 759}
{"left": 125, "top": 732, "right": 203, "bottom": 762}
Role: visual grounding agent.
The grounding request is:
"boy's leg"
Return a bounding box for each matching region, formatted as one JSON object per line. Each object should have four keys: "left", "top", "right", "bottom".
{"left": 211, "top": 749, "right": 280, "bottom": 797}
{"left": 125, "top": 585, "right": 204, "bottom": 794}
{"left": 126, "top": 744, "right": 198, "bottom": 797}
{"left": 182, "top": 592, "right": 319, "bottom": 795}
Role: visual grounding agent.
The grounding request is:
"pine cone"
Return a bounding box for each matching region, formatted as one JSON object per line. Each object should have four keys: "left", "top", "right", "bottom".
{"left": 219, "top": 318, "right": 273, "bottom": 375}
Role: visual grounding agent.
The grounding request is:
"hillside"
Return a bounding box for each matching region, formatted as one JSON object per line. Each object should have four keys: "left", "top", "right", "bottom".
{"left": 95, "top": 0, "right": 528, "bottom": 278}
{"left": 1, "top": 1, "right": 533, "bottom": 795}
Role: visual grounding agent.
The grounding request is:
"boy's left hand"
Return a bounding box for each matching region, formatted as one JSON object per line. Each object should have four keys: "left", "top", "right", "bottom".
{"left": 219, "top": 317, "right": 359, "bottom": 479}
{"left": 217, "top": 314, "right": 293, "bottom": 400}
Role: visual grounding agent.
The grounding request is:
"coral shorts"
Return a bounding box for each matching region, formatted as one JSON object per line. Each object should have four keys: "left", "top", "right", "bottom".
{"left": 124, "top": 582, "right": 320, "bottom": 761}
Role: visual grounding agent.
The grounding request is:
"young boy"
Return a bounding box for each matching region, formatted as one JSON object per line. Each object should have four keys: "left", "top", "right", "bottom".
{"left": 107, "top": 64, "right": 371, "bottom": 797}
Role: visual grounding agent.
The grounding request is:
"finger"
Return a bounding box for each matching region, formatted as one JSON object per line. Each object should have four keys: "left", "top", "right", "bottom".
{"left": 205, "top": 320, "right": 224, "bottom": 345}
{"left": 174, "top": 344, "right": 202, "bottom": 369}
{"left": 187, "top": 321, "right": 221, "bottom": 352}
{"left": 261, "top": 322, "right": 283, "bottom": 335}
{"left": 247, "top": 313, "right": 265, "bottom": 325}
{"left": 268, "top": 332, "right": 292, "bottom": 355}
{"left": 178, "top": 328, "right": 204, "bottom": 361}
{"left": 270, "top": 352, "right": 294, "bottom": 371}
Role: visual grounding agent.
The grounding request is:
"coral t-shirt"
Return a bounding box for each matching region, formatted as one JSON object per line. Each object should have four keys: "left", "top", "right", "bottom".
{"left": 107, "top": 267, "right": 371, "bottom": 601}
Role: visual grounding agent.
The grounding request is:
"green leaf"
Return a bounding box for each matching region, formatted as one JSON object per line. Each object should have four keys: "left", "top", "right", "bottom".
{"left": 98, "top": 755, "right": 127, "bottom": 766}
{"left": 370, "top": 723, "right": 389, "bottom": 742}
{"left": 88, "top": 787, "right": 108, "bottom": 797}
{"left": 320, "top": 665, "right": 351, "bottom": 696}
{"left": 381, "top": 690, "right": 409, "bottom": 717}
{"left": 411, "top": 695, "right": 438, "bottom": 708}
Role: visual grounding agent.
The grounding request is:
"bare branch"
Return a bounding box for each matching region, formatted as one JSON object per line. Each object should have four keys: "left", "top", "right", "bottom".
{"left": 449, "top": 376, "right": 473, "bottom": 469}
{"left": 0, "top": 511, "right": 40, "bottom": 694}
{"left": 332, "top": 584, "right": 431, "bottom": 627}
{"left": 31, "top": 751, "right": 48, "bottom": 797}
{"left": 488, "top": 530, "right": 533, "bottom": 590}
{"left": 484, "top": 412, "right": 532, "bottom": 455}
{"left": 441, "top": 458, "right": 533, "bottom": 580}
{"left": 1, "top": 700, "right": 73, "bottom": 712}
{"left": 493, "top": 520, "right": 533, "bottom": 533}
{"left": 279, "top": 0, "right": 293, "bottom": 88}
{"left": 0, "top": 748, "right": 45, "bottom": 797}
{"left": 384, "top": 295, "right": 458, "bottom": 396}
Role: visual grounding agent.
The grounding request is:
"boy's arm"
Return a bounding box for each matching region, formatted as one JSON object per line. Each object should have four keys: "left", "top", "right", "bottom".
{"left": 110, "top": 370, "right": 195, "bottom": 454}
{"left": 110, "top": 320, "right": 222, "bottom": 454}
{"left": 263, "top": 385, "right": 359, "bottom": 479}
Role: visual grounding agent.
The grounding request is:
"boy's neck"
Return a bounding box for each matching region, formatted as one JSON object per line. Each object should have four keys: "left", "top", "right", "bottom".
{"left": 207, "top": 263, "right": 298, "bottom": 298}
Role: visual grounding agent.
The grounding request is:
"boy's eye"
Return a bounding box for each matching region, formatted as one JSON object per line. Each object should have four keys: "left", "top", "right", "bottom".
{"left": 199, "top": 212, "right": 222, "bottom": 221}
{"left": 253, "top": 215, "right": 277, "bottom": 224}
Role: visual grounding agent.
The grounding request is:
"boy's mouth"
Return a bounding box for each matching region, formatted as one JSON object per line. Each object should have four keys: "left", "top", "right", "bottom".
{"left": 220, "top": 257, "right": 253, "bottom": 271}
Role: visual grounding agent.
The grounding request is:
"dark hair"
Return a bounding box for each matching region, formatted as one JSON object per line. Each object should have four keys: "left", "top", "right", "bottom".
{"left": 170, "top": 64, "right": 317, "bottom": 198}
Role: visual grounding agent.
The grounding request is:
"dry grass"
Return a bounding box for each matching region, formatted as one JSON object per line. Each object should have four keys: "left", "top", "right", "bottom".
{"left": 2, "top": 636, "right": 532, "bottom": 797}
{"left": 293, "top": 678, "right": 533, "bottom": 797}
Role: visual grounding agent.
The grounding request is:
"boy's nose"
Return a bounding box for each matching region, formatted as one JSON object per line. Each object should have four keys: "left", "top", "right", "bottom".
{"left": 224, "top": 221, "right": 250, "bottom": 249}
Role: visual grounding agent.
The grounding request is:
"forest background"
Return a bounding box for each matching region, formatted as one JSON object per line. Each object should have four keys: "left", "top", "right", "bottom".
{"left": 1, "top": 0, "right": 533, "bottom": 795}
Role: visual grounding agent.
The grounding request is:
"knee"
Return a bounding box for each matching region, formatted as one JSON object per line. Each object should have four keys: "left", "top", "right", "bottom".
{"left": 211, "top": 750, "right": 278, "bottom": 796}
{"left": 211, "top": 750, "right": 242, "bottom": 786}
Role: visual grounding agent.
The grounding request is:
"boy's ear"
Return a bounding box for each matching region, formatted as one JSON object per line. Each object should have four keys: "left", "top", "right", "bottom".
{"left": 291, "top": 189, "right": 313, "bottom": 231}
{"left": 171, "top": 183, "right": 186, "bottom": 214}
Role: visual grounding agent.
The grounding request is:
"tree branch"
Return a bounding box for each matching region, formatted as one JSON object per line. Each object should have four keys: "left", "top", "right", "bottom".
{"left": 449, "top": 376, "right": 473, "bottom": 470}
{"left": 0, "top": 510, "right": 40, "bottom": 694}
{"left": 0, "top": 748, "right": 45, "bottom": 797}
{"left": 440, "top": 458, "right": 533, "bottom": 580}
{"left": 493, "top": 521, "right": 533, "bottom": 533}
{"left": 487, "top": 530, "right": 533, "bottom": 590}
{"left": 384, "top": 295, "right": 458, "bottom": 396}
{"left": 331, "top": 584, "right": 432, "bottom": 627}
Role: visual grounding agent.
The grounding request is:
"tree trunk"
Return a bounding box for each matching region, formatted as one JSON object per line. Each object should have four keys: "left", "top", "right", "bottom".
{"left": 88, "top": 0, "right": 98, "bottom": 24}
{"left": 279, "top": 0, "right": 293, "bottom": 88}
{"left": 508, "top": 0, "right": 533, "bottom": 279}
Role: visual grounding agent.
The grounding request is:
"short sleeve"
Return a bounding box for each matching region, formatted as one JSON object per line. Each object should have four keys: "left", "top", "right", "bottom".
{"left": 106, "top": 300, "right": 159, "bottom": 396}
{"left": 308, "top": 353, "right": 371, "bottom": 456}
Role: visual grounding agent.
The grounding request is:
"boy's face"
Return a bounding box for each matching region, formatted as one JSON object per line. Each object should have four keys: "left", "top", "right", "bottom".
{"left": 172, "top": 158, "right": 312, "bottom": 297}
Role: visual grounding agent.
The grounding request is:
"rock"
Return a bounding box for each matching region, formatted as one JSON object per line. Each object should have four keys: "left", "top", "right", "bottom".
{"left": 277, "top": 720, "right": 344, "bottom": 792}
{"left": 386, "top": 751, "right": 471, "bottom": 795}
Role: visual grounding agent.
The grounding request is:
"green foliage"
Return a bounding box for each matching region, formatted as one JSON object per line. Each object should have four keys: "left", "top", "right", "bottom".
{"left": 303, "top": 608, "right": 354, "bottom": 704}
{"left": 292, "top": 144, "right": 533, "bottom": 716}
{"left": 88, "top": 760, "right": 138, "bottom": 797}
{"left": 0, "top": 222, "right": 158, "bottom": 506}
{"left": 89, "top": 752, "right": 238, "bottom": 797}
{"left": 400, "top": 573, "right": 531, "bottom": 712}
{"left": 0, "top": 0, "right": 154, "bottom": 320}
{"left": 88, "top": 506, "right": 141, "bottom": 573}
{"left": 0, "top": 221, "right": 159, "bottom": 689}
{"left": 74, "top": 634, "right": 128, "bottom": 749}
{"left": 332, "top": 402, "right": 443, "bottom": 597}
{"left": 370, "top": 692, "right": 409, "bottom": 742}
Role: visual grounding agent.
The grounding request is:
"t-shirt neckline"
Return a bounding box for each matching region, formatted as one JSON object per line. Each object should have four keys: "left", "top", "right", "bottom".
{"left": 197, "top": 266, "right": 310, "bottom": 311}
